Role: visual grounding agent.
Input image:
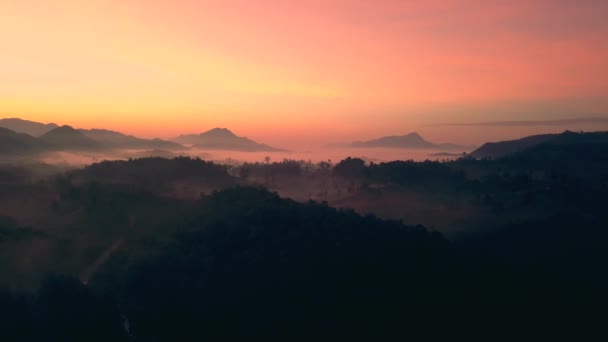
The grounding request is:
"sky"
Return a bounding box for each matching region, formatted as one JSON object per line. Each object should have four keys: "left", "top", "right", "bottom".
{"left": 1, "top": 0, "right": 607, "bottom": 146}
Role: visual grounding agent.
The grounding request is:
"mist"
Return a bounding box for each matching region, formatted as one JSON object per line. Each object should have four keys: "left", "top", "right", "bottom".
{"left": 2, "top": 128, "right": 608, "bottom": 340}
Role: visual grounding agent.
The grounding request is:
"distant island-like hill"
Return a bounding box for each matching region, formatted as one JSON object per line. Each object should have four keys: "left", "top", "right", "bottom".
{"left": 173, "top": 128, "right": 285, "bottom": 152}
{"left": 350, "top": 132, "right": 468, "bottom": 151}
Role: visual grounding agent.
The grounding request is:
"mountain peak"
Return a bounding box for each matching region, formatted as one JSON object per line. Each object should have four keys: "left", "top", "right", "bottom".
{"left": 52, "top": 125, "right": 79, "bottom": 133}
{"left": 201, "top": 128, "right": 236, "bottom": 137}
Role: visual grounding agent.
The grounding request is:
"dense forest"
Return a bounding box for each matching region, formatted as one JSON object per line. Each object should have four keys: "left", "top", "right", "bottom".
{"left": 1, "top": 136, "right": 607, "bottom": 340}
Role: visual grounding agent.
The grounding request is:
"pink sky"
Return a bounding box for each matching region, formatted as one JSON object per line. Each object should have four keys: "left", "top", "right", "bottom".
{"left": 1, "top": 0, "right": 607, "bottom": 145}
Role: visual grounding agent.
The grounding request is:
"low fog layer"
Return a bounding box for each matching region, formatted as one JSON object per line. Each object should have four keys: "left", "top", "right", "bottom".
{"left": 1, "top": 130, "right": 607, "bottom": 340}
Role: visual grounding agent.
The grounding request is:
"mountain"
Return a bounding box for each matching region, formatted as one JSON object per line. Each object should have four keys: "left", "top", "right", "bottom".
{"left": 470, "top": 131, "right": 608, "bottom": 159}
{"left": 39, "top": 125, "right": 106, "bottom": 151}
{"left": 0, "top": 118, "right": 58, "bottom": 136}
{"left": 80, "top": 129, "right": 185, "bottom": 150}
{"left": 0, "top": 128, "right": 48, "bottom": 155}
{"left": 351, "top": 132, "right": 466, "bottom": 150}
{"left": 173, "top": 128, "right": 285, "bottom": 152}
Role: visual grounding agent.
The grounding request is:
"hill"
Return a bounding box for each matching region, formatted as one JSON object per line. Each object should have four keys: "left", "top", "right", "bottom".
{"left": 351, "top": 132, "right": 466, "bottom": 150}
{"left": 70, "top": 157, "right": 234, "bottom": 190}
{"left": 39, "top": 125, "right": 106, "bottom": 151}
{"left": 80, "top": 129, "right": 184, "bottom": 150}
{"left": 470, "top": 131, "right": 608, "bottom": 159}
{"left": 174, "top": 128, "right": 285, "bottom": 152}
{"left": 0, "top": 118, "right": 58, "bottom": 137}
{"left": 470, "top": 133, "right": 556, "bottom": 159}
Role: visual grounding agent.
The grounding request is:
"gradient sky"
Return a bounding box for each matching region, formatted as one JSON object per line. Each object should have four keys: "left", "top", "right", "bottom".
{"left": 1, "top": 0, "right": 607, "bottom": 146}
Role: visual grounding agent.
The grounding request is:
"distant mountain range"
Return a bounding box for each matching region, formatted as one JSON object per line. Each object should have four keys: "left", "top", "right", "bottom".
{"left": 174, "top": 128, "right": 285, "bottom": 152}
{"left": 0, "top": 118, "right": 58, "bottom": 136}
{"left": 0, "top": 119, "right": 286, "bottom": 155}
{"left": 5, "top": 118, "right": 605, "bottom": 161}
{"left": 0, "top": 119, "right": 186, "bottom": 155}
{"left": 470, "top": 130, "right": 608, "bottom": 159}
{"left": 350, "top": 132, "right": 468, "bottom": 151}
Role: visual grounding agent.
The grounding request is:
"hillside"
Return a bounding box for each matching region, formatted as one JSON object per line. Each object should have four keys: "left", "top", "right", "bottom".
{"left": 471, "top": 131, "right": 608, "bottom": 159}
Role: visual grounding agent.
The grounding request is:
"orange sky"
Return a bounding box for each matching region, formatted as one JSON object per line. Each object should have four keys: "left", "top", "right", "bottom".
{"left": 1, "top": 0, "right": 607, "bottom": 146}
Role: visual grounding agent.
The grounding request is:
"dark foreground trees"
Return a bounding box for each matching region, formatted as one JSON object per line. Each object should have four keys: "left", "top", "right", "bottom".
{"left": 2, "top": 187, "right": 604, "bottom": 341}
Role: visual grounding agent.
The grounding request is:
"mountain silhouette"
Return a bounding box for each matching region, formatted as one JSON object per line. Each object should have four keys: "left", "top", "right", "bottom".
{"left": 39, "top": 125, "right": 106, "bottom": 151}
{"left": 0, "top": 127, "right": 48, "bottom": 155}
{"left": 0, "top": 118, "right": 58, "bottom": 136}
{"left": 351, "top": 132, "right": 465, "bottom": 150}
{"left": 173, "top": 128, "right": 285, "bottom": 152}
{"left": 79, "top": 129, "right": 184, "bottom": 150}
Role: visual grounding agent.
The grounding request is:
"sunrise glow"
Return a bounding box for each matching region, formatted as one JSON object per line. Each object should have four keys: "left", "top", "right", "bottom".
{"left": 1, "top": 0, "right": 607, "bottom": 145}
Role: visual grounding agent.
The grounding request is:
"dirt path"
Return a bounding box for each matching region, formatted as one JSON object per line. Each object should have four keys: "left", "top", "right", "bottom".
{"left": 79, "top": 239, "right": 124, "bottom": 284}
